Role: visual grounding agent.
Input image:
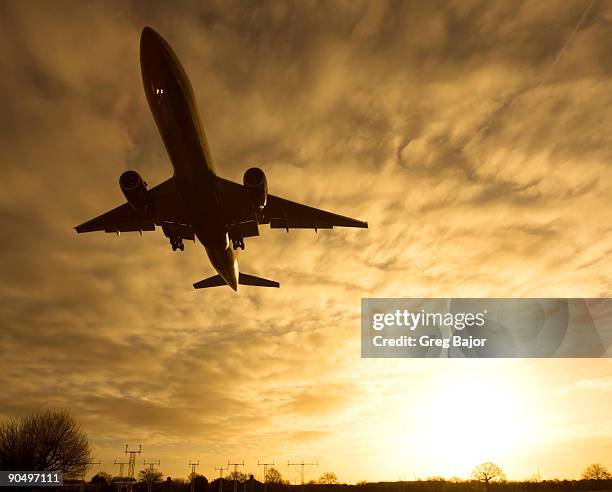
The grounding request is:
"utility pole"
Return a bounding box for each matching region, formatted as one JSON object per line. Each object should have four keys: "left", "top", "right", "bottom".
{"left": 189, "top": 460, "right": 200, "bottom": 492}
{"left": 114, "top": 460, "right": 129, "bottom": 492}
{"left": 287, "top": 460, "right": 318, "bottom": 485}
{"left": 215, "top": 466, "right": 227, "bottom": 492}
{"left": 258, "top": 461, "right": 274, "bottom": 492}
{"left": 144, "top": 460, "right": 161, "bottom": 492}
{"left": 228, "top": 461, "right": 245, "bottom": 492}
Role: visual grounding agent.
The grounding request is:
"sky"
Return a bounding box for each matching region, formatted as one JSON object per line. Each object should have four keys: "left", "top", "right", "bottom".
{"left": 1, "top": 0, "right": 612, "bottom": 483}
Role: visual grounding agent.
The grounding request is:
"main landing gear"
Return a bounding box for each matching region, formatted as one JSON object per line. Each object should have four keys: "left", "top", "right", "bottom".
{"left": 170, "top": 237, "right": 184, "bottom": 251}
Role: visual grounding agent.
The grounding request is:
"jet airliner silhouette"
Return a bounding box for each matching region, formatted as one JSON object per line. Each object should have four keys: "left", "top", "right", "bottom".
{"left": 76, "top": 27, "right": 368, "bottom": 290}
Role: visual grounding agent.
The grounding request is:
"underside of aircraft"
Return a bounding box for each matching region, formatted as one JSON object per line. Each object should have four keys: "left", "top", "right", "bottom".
{"left": 75, "top": 27, "right": 368, "bottom": 291}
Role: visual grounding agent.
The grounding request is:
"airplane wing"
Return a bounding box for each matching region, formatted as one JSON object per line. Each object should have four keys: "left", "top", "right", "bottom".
{"left": 216, "top": 177, "right": 368, "bottom": 231}
{"left": 264, "top": 194, "right": 368, "bottom": 229}
{"left": 75, "top": 177, "right": 191, "bottom": 235}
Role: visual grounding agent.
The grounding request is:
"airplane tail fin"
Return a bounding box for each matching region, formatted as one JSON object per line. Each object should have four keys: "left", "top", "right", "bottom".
{"left": 193, "top": 273, "right": 279, "bottom": 289}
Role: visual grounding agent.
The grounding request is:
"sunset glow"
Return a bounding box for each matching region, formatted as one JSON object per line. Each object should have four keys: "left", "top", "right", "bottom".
{"left": 1, "top": 0, "right": 611, "bottom": 484}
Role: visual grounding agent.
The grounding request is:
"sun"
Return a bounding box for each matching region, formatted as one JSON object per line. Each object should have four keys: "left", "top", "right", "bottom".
{"left": 388, "top": 364, "right": 537, "bottom": 479}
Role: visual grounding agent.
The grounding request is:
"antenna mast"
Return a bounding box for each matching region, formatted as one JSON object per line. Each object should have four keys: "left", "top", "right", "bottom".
{"left": 189, "top": 460, "right": 200, "bottom": 492}
{"left": 114, "top": 460, "right": 130, "bottom": 492}
{"left": 228, "top": 460, "right": 245, "bottom": 492}
{"left": 258, "top": 461, "right": 275, "bottom": 492}
{"left": 125, "top": 444, "right": 142, "bottom": 478}
{"left": 143, "top": 460, "right": 161, "bottom": 492}
{"left": 124, "top": 444, "right": 141, "bottom": 492}
{"left": 287, "top": 460, "right": 318, "bottom": 485}
{"left": 215, "top": 465, "right": 227, "bottom": 492}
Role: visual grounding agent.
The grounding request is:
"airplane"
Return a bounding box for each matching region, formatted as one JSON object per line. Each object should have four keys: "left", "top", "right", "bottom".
{"left": 75, "top": 27, "right": 368, "bottom": 291}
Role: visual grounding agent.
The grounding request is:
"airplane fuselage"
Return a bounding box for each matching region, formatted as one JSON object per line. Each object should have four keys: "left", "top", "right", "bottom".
{"left": 140, "top": 27, "right": 239, "bottom": 290}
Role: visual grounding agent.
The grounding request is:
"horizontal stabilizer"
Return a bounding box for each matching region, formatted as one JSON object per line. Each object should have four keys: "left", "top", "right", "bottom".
{"left": 193, "top": 273, "right": 280, "bottom": 289}
{"left": 193, "top": 275, "right": 226, "bottom": 289}
{"left": 238, "top": 273, "right": 279, "bottom": 288}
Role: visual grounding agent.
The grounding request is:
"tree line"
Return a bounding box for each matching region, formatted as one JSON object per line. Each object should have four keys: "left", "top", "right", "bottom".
{"left": 1, "top": 410, "right": 610, "bottom": 489}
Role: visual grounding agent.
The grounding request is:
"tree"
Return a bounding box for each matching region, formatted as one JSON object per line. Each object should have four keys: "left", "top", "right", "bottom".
{"left": 139, "top": 468, "right": 164, "bottom": 483}
{"left": 582, "top": 463, "right": 611, "bottom": 480}
{"left": 191, "top": 474, "right": 208, "bottom": 492}
{"left": 228, "top": 471, "right": 247, "bottom": 482}
{"left": 471, "top": 462, "right": 506, "bottom": 484}
{"left": 0, "top": 409, "right": 92, "bottom": 478}
{"left": 319, "top": 472, "right": 338, "bottom": 485}
{"left": 91, "top": 472, "right": 113, "bottom": 492}
{"left": 91, "top": 471, "right": 112, "bottom": 484}
{"left": 265, "top": 467, "right": 283, "bottom": 484}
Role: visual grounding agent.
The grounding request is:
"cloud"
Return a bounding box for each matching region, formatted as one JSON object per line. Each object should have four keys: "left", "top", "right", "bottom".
{"left": 558, "top": 376, "right": 612, "bottom": 395}
{"left": 285, "top": 385, "right": 358, "bottom": 416}
{"left": 0, "top": 0, "right": 611, "bottom": 481}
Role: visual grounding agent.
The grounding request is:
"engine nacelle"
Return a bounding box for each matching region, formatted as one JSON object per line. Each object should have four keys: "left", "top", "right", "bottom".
{"left": 119, "top": 170, "right": 148, "bottom": 212}
{"left": 243, "top": 167, "right": 267, "bottom": 209}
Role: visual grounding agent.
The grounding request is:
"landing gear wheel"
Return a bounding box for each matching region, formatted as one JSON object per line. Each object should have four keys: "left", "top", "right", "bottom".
{"left": 170, "top": 237, "right": 184, "bottom": 252}
{"left": 232, "top": 238, "right": 245, "bottom": 250}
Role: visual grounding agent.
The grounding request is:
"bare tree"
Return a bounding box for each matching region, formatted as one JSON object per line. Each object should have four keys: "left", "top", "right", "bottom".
{"left": 265, "top": 467, "right": 283, "bottom": 484}
{"left": 0, "top": 409, "right": 91, "bottom": 478}
{"left": 319, "top": 472, "right": 338, "bottom": 484}
{"left": 471, "top": 462, "right": 506, "bottom": 484}
{"left": 582, "top": 463, "right": 611, "bottom": 480}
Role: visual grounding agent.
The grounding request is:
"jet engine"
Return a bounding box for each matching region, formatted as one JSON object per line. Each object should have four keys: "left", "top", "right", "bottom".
{"left": 119, "top": 170, "right": 148, "bottom": 212}
{"left": 243, "top": 167, "right": 267, "bottom": 209}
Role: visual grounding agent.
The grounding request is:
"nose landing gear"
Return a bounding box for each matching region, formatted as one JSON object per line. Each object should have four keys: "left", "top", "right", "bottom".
{"left": 228, "top": 223, "right": 250, "bottom": 250}
{"left": 170, "top": 237, "right": 184, "bottom": 251}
